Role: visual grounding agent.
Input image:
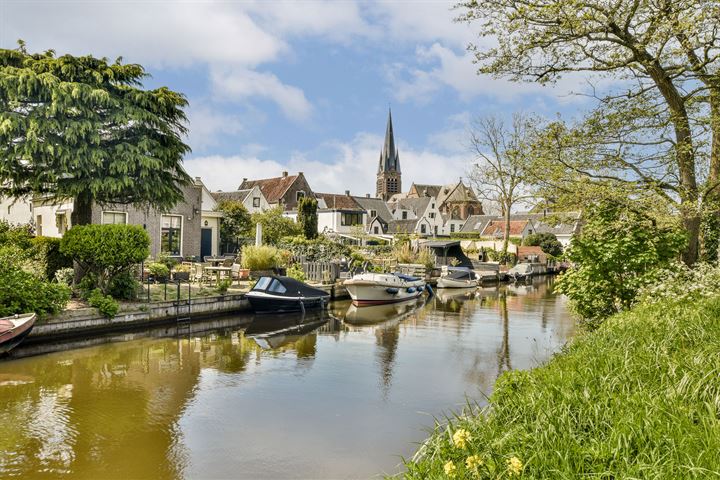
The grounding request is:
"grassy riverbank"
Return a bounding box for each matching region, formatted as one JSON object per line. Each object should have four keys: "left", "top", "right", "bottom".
{"left": 400, "top": 297, "right": 720, "bottom": 479}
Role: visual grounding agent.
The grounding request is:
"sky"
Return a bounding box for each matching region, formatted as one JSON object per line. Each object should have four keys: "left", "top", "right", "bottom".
{"left": 2, "top": 0, "right": 593, "bottom": 196}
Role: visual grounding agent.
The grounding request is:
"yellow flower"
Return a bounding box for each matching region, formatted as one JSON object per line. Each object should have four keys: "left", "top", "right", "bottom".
{"left": 507, "top": 456, "right": 523, "bottom": 476}
{"left": 452, "top": 428, "right": 471, "bottom": 449}
{"left": 444, "top": 460, "right": 457, "bottom": 478}
{"left": 465, "top": 454, "right": 483, "bottom": 471}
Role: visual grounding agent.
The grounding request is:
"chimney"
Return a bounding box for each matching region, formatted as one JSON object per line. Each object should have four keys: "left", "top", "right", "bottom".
{"left": 366, "top": 193, "right": 370, "bottom": 198}
{"left": 298, "top": 171, "right": 304, "bottom": 175}
{"left": 195, "top": 176, "right": 201, "bottom": 182}
{"left": 345, "top": 190, "right": 350, "bottom": 196}
{"left": 242, "top": 177, "right": 247, "bottom": 183}
{"left": 282, "top": 171, "right": 288, "bottom": 177}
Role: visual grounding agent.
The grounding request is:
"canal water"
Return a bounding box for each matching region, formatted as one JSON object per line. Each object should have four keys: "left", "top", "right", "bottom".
{"left": 0, "top": 277, "right": 575, "bottom": 479}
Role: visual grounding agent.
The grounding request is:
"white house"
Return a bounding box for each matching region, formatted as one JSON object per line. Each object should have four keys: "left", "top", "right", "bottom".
{"left": 315, "top": 192, "right": 367, "bottom": 235}
{"left": 0, "top": 195, "right": 33, "bottom": 226}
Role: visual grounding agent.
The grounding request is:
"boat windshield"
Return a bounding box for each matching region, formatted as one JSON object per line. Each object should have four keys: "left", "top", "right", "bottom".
{"left": 267, "top": 279, "right": 287, "bottom": 294}
{"left": 253, "top": 277, "right": 273, "bottom": 291}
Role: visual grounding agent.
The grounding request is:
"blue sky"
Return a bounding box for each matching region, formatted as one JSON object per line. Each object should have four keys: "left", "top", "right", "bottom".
{"left": 3, "top": 0, "right": 591, "bottom": 196}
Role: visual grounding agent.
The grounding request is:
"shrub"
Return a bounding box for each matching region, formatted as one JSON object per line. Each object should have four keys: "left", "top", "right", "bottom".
{"left": 147, "top": 262, "right": 170, "bottom": 281}
{"left": 523, "top": 232, "right": 563, "bottom": 257}
{"left": 87, "top": 289, "right": 119, "bottom": 318}
{"left": 54, "top": 267, "right": 75, "bottom": 286}
{"left": 0, "top": 249, "right": 71, "bottom": 316}
{"left": 276, "top": 235, "right": 351, "bottom": 262}
{"left": 60, "top": 224, "right": 150, "bottom": 294}
{"left": 297, "top": 196, "right": 319, "bottom": 240}
{"left": 108, "top": 270, "right": 140, "bottom": 300}
{"left": 216, "top": 278, "right": 232, "bottom": 295}
{"left": 241, "top": 245, "right": 279, "bottom": 270}
{"left": 0, "top": 220, "right": 34, "bottom": 250}
{"left": 31, "top": 236, "right": 73, "bottom": 280}
{"left": 250, "top": 207, "right": 301, "bottom": 245}
{"left": 287, "top": 263, "right": 306, "bottom": 282}
{"left": 155, "top": 251, "right": 179, "bottom": 269}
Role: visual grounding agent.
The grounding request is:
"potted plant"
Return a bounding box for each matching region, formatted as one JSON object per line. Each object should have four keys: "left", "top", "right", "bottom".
{"left": 241, "top": 245, "right": 279, "bottom": 278}
{"left": 148, "top": 262, "right": 170, "bottom": 283}
{"left": 172, "top": 263, "right": 191, "bottom": 281}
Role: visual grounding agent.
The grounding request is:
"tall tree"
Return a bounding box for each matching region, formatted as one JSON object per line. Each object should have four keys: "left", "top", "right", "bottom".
{"left": 456, "top": 0, "right": 720, "bottom": 264}
{"left": 217, "top": 200, "right": 253, "bottom": 252}
{"left": 297, "top": 196, "right": 318, "bottom": 240}
{"left": 468, "top": 113, "right": 536, "bottom": 254}
{"left": 0, "top": 42, "right": 191, "bottom": 226}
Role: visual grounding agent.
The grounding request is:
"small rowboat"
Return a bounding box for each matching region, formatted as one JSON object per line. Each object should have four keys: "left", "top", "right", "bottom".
{"left": 0, "top": 313, "right": 36, "bottom": 355}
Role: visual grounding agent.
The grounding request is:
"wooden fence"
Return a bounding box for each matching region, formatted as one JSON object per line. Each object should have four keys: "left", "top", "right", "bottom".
{"left": 301, "top": 262, "right": 341, "bottom": 283}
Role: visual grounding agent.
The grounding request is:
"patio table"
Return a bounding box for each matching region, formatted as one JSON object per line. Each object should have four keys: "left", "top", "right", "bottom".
{"left": 204, "top": 266, "right": 232, "bottom": 285}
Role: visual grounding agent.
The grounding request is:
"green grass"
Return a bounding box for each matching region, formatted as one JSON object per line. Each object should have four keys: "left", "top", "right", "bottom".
{"left": 399, "top": 297, "right": 720, "bottom": 479}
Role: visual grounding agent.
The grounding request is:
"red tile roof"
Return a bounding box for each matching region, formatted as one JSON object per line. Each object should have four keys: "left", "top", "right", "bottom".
{"left": 481, "top": 220, "right": 529, "bottom": 237}
{"left": 239, "top": 175, "right": 298, "bottom": 204}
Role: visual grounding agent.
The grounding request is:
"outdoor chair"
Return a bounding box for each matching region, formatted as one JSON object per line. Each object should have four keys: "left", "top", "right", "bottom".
{"left": 222, "top": 258, "right": 234, "bottom": 267}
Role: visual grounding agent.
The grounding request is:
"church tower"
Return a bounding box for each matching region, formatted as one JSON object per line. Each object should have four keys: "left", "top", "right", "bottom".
{"left": 376, "top": 109, "right": 401, "bottom": 201}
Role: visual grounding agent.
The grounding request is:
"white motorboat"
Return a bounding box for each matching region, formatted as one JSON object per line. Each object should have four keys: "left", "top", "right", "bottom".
{"left": 344, "top": 272, "right": 426, "bottom": 306}
{"left": 507, "top": 263, "right": 534, "bottom": 281}
{"left": 437, "top": 266, "right": 479, "bottom": 289}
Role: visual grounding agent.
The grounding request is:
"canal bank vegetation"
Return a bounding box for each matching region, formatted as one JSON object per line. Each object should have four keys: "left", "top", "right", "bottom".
{"left": 400, "top": 293, "right": 720, "bottom": 478}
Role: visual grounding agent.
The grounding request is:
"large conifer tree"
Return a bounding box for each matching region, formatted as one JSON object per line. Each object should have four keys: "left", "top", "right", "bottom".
{"left": 0, "top": 42, "right": 191, "bottom": 225}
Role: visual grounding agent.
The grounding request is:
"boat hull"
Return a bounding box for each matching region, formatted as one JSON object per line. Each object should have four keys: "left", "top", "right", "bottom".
{"left": 344, "top": 273, "right": 426, "bottom": 306}
{"left": 437, "top": 277, "right": 479, "bottom": 289}
{"left": 246, "top": 293, "right": 328, "bottom": 314}
{"left": 0, "top": 314, "right": 36, "bottom": 355}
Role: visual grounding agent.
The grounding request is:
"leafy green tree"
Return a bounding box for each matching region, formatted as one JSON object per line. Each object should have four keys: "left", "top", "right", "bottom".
{"left": 60, "top": 224, "right": 150, "bottom": 294}
{"left": 217, "top": 200, "right": 253, "bottom": 252}
{"left": 0, "top": 43, "right": 191, "bottom": 226}
{"left": 250, "top": 207, "right": 301, "bottom": 245}
{"left": 456, "top": 0, "right": 720, "bottom": 264}
{"left": 523, "top": 232, "right": 563, "bottom": 258}
{"left": 556, "top": 202, "right": 686, "bottom": 325}
{"left": 297, "top": 196, "right": 318, "bottom": 240}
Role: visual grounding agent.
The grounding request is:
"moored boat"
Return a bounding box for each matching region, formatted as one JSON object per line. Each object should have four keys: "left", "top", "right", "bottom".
{"left": 507, "top": 263, "right": 534, "bottom": 281}
{"left": 437, "top": 266, "right": 479, "bottom": 289}
{"left": 344, "top": 272, "right": 426, "bottom": 306}
{"left": 0, "top": 313, "right": 36, "bottom": 355}
{"left": 246, "top": 276, "right": 330, "bottom": 314}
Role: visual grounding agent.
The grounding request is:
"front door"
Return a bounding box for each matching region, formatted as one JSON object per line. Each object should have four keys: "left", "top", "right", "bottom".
{"left": 200, "top": 228, "right": 213, "bottom": 260}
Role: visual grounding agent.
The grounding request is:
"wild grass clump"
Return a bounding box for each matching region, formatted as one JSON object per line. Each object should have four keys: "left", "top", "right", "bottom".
{"left": 398, "top": 297, "right": 720, "bottom": 479}
{"left": 240, "top": 245, "right": 279, "bottom": 271}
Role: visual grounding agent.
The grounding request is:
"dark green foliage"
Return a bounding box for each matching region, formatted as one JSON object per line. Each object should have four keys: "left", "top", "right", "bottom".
{"left": 87, "top": 289, "right": 119, "bottom": 318}
{"left": 401, "top": 296, "right": 720, "bottom": 478}
{"left": 523, "top": 232, "right": 563, "bottom": 257}
{"left": 700, "top": 205, "right": 720, "bottom": 263}
{"left": 251, "top": 207, "right": 301, "bottom": 245}
{"left": 556, "top": 202, "right": 686, "bottom": 323}
{"left": 0, "top": 44, "right": 191, "bottom": 224}
{"left": 31, "top": 236, "right": 72, "bottom": 280}
{"left": 217, "top": 200, "right": 253, "bottom": 249}
{"left": 60, "top": 224, "right": 150, "bottom": 293}
{"left": 108, "top": 270, "right": 140, "bottom": 300}
{"left": 0, "top": 246, "right": 70, "bottom": 316}
{"left": 297, "top": 196, "right": 318, "bottom": 240}
{"left": 276, "top": 235, "right": 351, "bottom": 262}
{"left": 0, "top": 220, "right": 34, "bottom": 250}
{"left": 216, "top": 279, "right": 232, "bottom": 295}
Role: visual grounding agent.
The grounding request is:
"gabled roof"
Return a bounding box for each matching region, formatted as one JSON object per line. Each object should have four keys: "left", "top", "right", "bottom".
{"left": 386, "top": 219, "right": 418, "bottom": 234}
{"left": 410, "top": 183, "right": 442, "bottom": 198}
{"left": 510, "top": 212, "right": 581, "bottom": 236}
{"left": 481, "top": 219, "right": 530, "bottom": 237}
{"left": 352, "top": 196, "right": 393, "bottom": 223}
{"left": 460, "top": 214, "right": 496, "bottom": 233}
{"left": 239, "top": 175, "right": 300, "bottom": 204}
{"left": 211, "top": 189, "right": 253, "bottom": 204}
{"left": 436, "top": 182, "right": 479, "bottom": 206}
{"left": 314, "top": 192, "right": 364, "bottom": 211}
{"left": 394, "top": 197, "right": 431, "bottom": 216}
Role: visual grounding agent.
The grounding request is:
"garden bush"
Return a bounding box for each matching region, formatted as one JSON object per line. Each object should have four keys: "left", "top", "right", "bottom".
{"left": 0, "top": 247, "right": 71, "bottom": 316}
{"left": 0, "top": 220, "right": 34, "bottom": 250}
{"left": 87, "top": 289, "right": 119, "bottom": 318}
{"left": 147, "top": 262, "right": 170, "bottom": 282}
{"left": 60, "top": 224, "right": 150, "bottom": 294}
{"left": 108, "top": 270, "right": 140, "bottom": 300}
{"left": 277, "top": 235, "right": 351, "bottom": 262}
{"left": 216, "top": 278, "right": 232, "bottom": 295}
{"left": 286, "top": 263, "right": 306, "bottom": 282}
{"left": 31, "top": 236, "right": 73, "bottom": 280}
{"left": 54, "top": 267, "right": 75, "bottom": 286}
{"left": 241, "top": 245, "right": 279, "bottom": 270}
{"left": 522, "top": 232, "right": 563, "bottom": 257}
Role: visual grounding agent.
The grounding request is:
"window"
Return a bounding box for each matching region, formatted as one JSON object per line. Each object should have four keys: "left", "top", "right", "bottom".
{"left": 267, "top": 279, "right": 287, "bottom": 294}
{"left": 253, "top": 197, "right": 261, "bottom": 208}
{"left": 421, "top": 224, "right": 427, "bottom": 234}
{"left": 373, "top": 226, "right": 379, "bottom": 234}
{"left": 102, "top": 211, "right": 128, "bottom": 225}
{"left": 56, "top": 213, "right": 68, "bottom": 234}
{"left": 296, "top": 191, "right": 306, "bottom": 201}
{"left": 36, "top": 215, "right": 42, "bottom": 236}
{"left": 450, "top": 224, "right": 456, "bottom": 233}
{"left": 341, "top": 212, "right": 363, "bottom": 226}
{"left": 254, "top": 277, "right": 272, "bottom": 290}
{"left": 161, "top": 215, "right": 182, "bottom": 255}
{"left": 429, "top": 212, "right": 435, "bottom": 219}
{"left": 370, "top": 209, "right": 377, "bottom": 218}
{"left": 402, "top": 211, "right": 408, "bottom": 220}
{"left": 434, "top": 226, "right": 438, "bottom": 235}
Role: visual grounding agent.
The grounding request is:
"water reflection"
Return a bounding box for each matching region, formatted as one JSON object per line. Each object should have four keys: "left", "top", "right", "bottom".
{"left": 0, "top": 277, "right": 575, "bottom": 479}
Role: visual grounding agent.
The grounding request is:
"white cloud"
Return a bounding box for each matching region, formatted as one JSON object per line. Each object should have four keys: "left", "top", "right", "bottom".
{"left": 186, "top": 106, "right": 245, "bottom": 152}
{"left": 210, "top": 68, "right": 313, "bottom": 121}
{"left": 186, "top": 133, "right": 472, "bottom": 196}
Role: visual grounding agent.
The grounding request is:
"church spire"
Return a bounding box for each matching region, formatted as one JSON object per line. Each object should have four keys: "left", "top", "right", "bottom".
{"left": 376, "top": 108, "right": 402, "bottom": 200}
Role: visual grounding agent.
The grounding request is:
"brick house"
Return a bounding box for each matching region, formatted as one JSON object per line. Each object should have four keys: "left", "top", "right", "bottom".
{"left": 238, "top": 171, "right": 313, "bottom": 211}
